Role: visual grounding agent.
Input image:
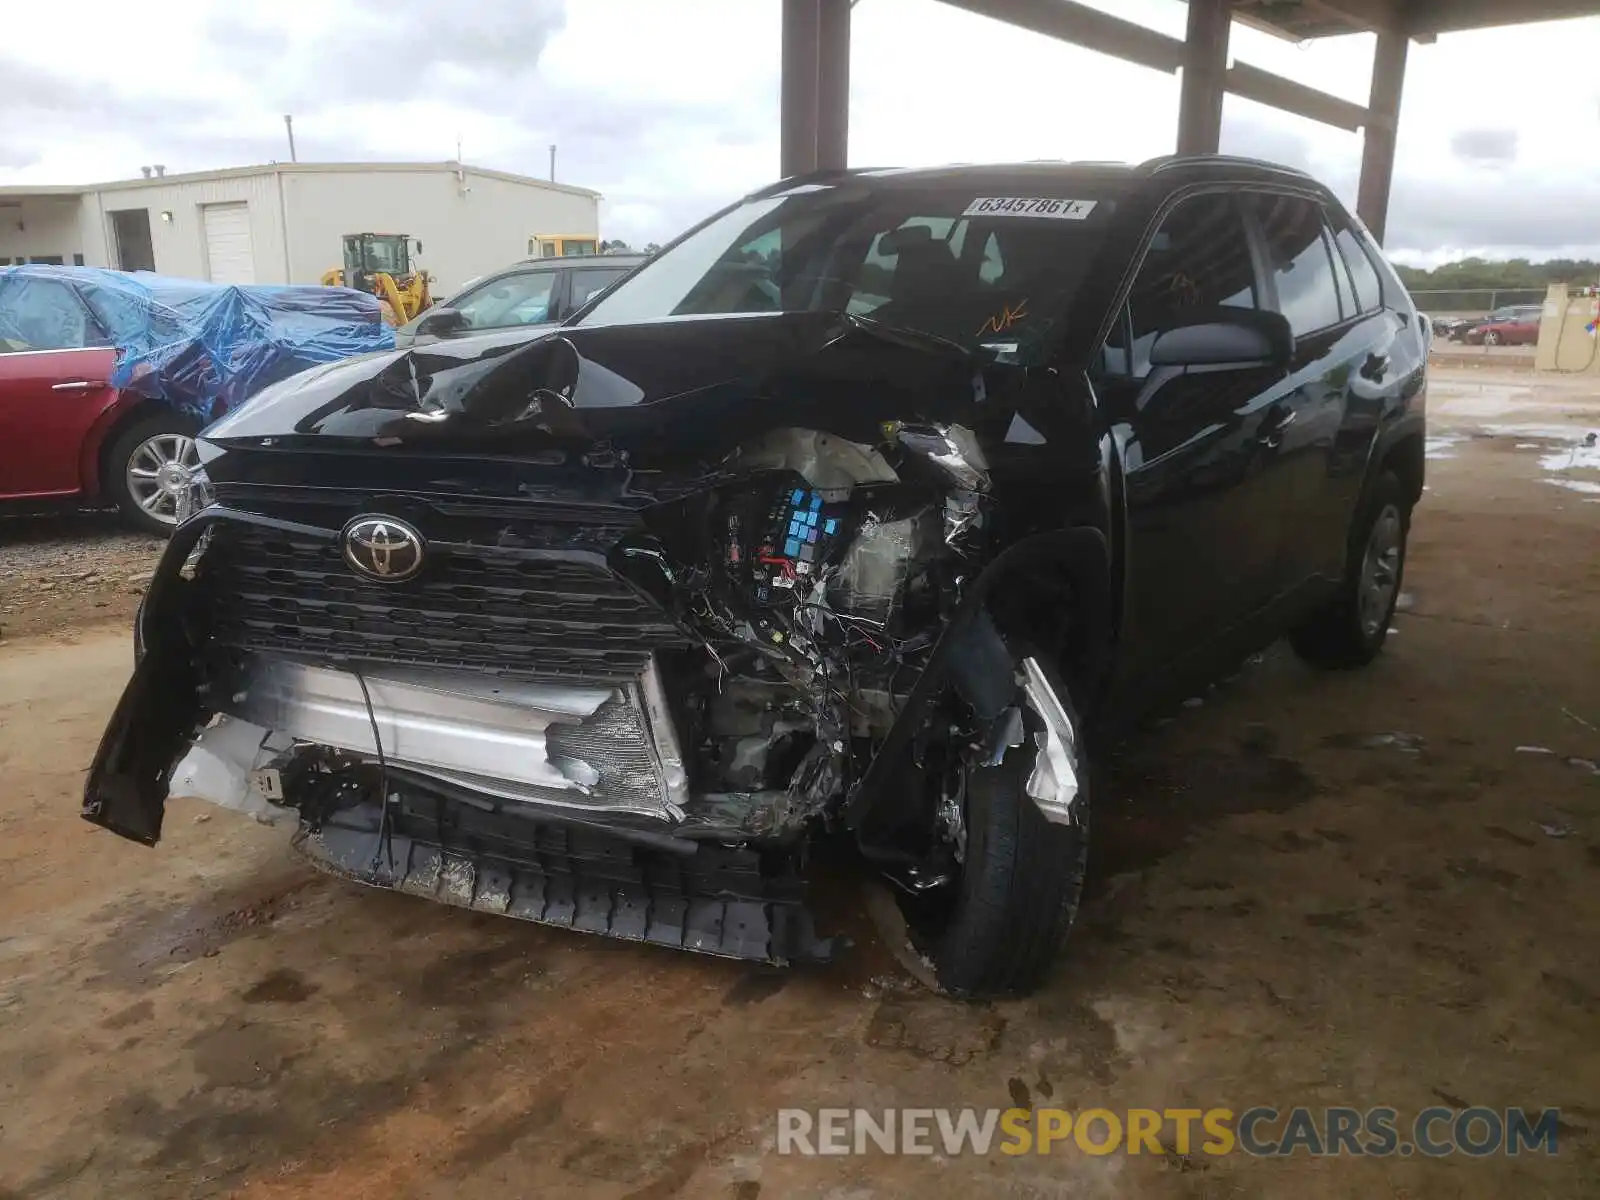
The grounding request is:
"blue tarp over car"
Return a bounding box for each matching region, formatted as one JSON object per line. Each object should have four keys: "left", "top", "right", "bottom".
{"left": 0, "top": 265, "right": 395, "bottom": 421}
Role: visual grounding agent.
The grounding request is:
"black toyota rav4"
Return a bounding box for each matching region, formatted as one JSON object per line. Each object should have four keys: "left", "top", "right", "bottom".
{"left": 85, "top": 157, "right": 1426, "bottom": 997}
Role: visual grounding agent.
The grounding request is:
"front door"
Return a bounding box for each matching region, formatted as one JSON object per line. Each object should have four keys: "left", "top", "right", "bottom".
{"left": 1093, "top": 191, "right": 1296, "bottom": 696}
{"left": 0, "top": 278, "right": 118, "bottom": 498}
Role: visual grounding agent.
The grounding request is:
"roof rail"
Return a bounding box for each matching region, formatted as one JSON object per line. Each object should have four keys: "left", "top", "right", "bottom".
{"left": 1141, "top": 153, "right": 1317, "bottom": 179}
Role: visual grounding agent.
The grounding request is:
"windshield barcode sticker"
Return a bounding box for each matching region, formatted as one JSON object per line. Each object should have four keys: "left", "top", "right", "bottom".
{"left": 962, "top": 197, "right": 1098, "bottom": 220}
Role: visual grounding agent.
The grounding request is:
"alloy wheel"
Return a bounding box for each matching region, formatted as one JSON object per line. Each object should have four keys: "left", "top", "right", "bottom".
{"left": 125, "top": 433, "right": 200, "bottom": 526}
{"left": 1358, "top": 503, "right": 1403, "bottom": 638}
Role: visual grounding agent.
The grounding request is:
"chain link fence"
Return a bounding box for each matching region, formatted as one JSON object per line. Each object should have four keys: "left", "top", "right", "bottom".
{"left": 1409, "top": 287, "right": 1548, "bottom": 315}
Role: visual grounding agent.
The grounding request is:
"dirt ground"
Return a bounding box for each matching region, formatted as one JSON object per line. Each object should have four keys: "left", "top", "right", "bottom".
{"left": 1, "top": 366, "right": 1597, "bottom": 1199}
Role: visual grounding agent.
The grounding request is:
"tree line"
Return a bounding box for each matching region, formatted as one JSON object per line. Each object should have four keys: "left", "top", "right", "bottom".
{"left": 1393, "top": 256, "right": 1600, "bottom": 292}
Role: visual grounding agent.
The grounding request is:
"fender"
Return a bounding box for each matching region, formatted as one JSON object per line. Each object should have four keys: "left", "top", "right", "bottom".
{"left": 76, "top": 392, "right": 148, "bottom": 501}
{"left": 843, "top": 525, "right": 1111, "bottom": 829}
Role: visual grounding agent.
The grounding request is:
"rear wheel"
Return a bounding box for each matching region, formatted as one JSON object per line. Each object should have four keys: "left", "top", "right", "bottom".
{"left": 104, "top": 411, "right": 201, "bottom": 535}
{"left": 1289, "top": 470, "right": 1410, "bottom": 669}
{"left": 1483, "top": 330, "right": 1502, "bottom": 346}
{"left": 905, "top": 655, "right": 1090, "bottom": 998}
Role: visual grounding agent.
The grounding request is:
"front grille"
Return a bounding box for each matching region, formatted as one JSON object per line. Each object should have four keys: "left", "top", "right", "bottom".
{"left": 199, "top": 522, "right": 689, "bottom": 684}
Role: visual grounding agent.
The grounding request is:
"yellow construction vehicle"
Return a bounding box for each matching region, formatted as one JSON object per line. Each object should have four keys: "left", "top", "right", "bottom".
{"left": 527, "top": 234, "right": 600, "bottom": 259}
{"left": 322, "top": 233, "right": 433, "bottom": 325}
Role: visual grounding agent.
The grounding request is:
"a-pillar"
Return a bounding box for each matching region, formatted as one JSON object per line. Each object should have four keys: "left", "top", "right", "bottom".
{"left": 1176, "top": 0, "right": 1231, "bottom": 155}
{"left": 1357, "top": 29, "right": 1409, "bottom": 245}
{"left": 780, "top": 0, "right": 852, "bottom": 177}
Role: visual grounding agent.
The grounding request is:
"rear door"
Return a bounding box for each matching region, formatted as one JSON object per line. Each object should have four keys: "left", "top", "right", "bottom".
{"left": 0, "top": 279, "right": 119, "bottom": 499}
{"left": 1243, "top": 194, "right": 1407, "bottom": 590}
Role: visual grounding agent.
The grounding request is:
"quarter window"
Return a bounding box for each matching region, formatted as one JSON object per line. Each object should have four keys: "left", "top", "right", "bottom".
{"left": 1250, "top": 195, "right": 1345, "bottom": 337}
{"left": 1330, "top": 218, "right": 1386, "bottom": 314}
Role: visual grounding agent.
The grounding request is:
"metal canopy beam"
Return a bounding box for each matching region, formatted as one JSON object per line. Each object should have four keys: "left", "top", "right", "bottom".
{"left": 780, "top": 0, "right": 822, "bottom": 177}
{"left": 1177, "top": 0, "right": 1231, "bottom": 154}
{"left": 935, "top": 0, "right": 1184, "bottom": 72}
{"left": 1226, "top": 61, "right": 1371, "bottom": 131}
{"left": 1407, "top": 0, "right": 1600, "bottom": 34}
{"left": 934, "top": 1, "right": 1378, "bottom": 135}
{"left": 1357, "top": 28, "right": 1408, "bottom": 243}
{"left": 782, "top": 0, "right": 852, "bottom": 176}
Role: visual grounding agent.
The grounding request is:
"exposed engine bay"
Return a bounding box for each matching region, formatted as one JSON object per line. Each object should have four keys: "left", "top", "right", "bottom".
{"left": 84, "top": 314, "right": 1092, "bottom": 976}
{"left": 171, "top": 421, "right": 1027, "bottom": 836}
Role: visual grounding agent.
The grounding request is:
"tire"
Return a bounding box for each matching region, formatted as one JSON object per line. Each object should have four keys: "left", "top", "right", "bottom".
{"left": 104, "top": 410, "right": 202, "bottom": 536}
{"left": 1483, "top": 331, "right": 1501, "bottom": 346}
{"left": 1289, "top": 470, "right": 1410, "bottom": 670}
{"left": 912, "top": 656, "right": 1090, "bottom": 998}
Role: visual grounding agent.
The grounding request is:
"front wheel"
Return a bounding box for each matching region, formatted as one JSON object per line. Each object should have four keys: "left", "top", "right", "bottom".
{"left": 104, "top": 411, "right": 201, "bottom": 535}
{"left": 906, "top": 656, "right": 1090, "bottom": 998}
{"left": 1289, "top": 470, "right": 1410, "bottom": 670}
{"left": 1483, "top": 331, "right": 1502, "bottom": 346}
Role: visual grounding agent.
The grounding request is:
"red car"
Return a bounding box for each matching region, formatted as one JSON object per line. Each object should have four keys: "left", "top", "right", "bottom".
{"left": 1463, "top": 305, "right": 1543, "bottom": 346}
{"left": 0, "top": 278, "right": 200, "bottom": 534}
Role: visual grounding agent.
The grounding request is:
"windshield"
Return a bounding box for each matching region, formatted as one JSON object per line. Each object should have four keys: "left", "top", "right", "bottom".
{"left": 574, "top": 182, "right": 1115, "bottom": 362}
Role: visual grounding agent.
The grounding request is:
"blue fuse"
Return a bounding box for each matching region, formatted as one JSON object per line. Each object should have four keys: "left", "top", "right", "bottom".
{"left": 791, "top": 489, "right": 806, "bottom": 506}
{"left": 806, "top": 510, "right": 818, "bottom": 527}
{"left": 823, "top": 518, "right": 838, "bottom": 535}
{"left": 784, "top": 537, "right": 801, "bottom": 557}
{"left": 806, "top": 527, "right": 818, "bottom": 543}
{"left": 810, "top": 494, "right": 823, "bottom": 512}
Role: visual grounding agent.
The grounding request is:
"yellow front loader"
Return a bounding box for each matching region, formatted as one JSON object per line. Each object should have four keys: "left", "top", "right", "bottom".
{"left": 322, "top": 233, "right": 433, "bottom": 325}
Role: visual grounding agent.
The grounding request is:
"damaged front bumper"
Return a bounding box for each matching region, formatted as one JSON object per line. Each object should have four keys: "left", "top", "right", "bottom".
{"left": 82, "top": 511, "right": 841, "bottom": 965}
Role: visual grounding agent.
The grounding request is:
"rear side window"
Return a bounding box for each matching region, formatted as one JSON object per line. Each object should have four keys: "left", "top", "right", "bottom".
{"left": 1249, "top": 194, "right": 1344, "bottom": 337}
{"left": 570, "top": 267, "right": 630, "bottom": 307}
{"left": 1103, "top": 192, "right": 1257, "bottom": 379}
{"left": 1330, "top": 217, "right": 1386, "bottom": 314}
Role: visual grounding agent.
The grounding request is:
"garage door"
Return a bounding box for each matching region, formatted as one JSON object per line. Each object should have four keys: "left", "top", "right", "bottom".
{"left": 202, "top": 203, "right": 255, "bottom": 284}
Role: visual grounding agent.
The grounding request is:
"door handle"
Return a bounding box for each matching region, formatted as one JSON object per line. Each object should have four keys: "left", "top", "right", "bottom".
{"left": 51, "top": 380, "right": 104, "bottom": 391}
{"left": 1259, "top": 407, "right": 1297, "bottom": 449}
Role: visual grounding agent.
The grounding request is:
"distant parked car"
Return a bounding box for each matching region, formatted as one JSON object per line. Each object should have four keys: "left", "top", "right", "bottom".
{"left": 0, "top": 265, "right": 390, "bottom": 532}
{"left": 1463, "top": 305, "right": 1543, "bottom": 346}
{"left": 394, "top": 254, "right": 647, "bottom": 348}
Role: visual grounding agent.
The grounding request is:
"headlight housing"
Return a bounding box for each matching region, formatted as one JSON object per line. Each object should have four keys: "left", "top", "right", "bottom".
{"left": 175, "top": 466, "right": 215, "bottom": 524}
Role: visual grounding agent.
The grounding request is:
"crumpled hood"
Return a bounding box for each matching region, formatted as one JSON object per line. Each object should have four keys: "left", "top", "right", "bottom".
{"left": 201, "top": 311, "right": 1011, "bottom": 465}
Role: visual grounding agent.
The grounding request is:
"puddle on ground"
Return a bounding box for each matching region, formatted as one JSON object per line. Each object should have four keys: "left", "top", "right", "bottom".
{"left": 1090, "top": 744, "right": 1319, "bottom": 880}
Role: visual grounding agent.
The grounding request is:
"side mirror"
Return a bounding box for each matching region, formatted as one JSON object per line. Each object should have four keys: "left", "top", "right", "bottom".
{"left": 1148, "top": 309, "right": 1294, "bottom": 370}
{"left": 413, "top": 239, "right": 424, "bottom": 256}
{"left": 414, "top": 307, "right": 465, "bottom": 338}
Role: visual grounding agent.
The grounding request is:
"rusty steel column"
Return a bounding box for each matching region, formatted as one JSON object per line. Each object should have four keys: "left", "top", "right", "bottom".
{"left": 781, "top": 0, "right": 822, "bottom": 177}
{"left": 1357, "top": 29, "right": 1409, "bottom": 245}
{"left": 815, "top": 0, "right": 852, "bottom": 172}
{"left": 1176, "top": 0, "right": 1231, "bottom": 155}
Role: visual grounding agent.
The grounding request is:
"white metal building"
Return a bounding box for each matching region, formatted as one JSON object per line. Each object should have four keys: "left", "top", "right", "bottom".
{"left": 0, "top": 162, "right": 601, "bottom": 295}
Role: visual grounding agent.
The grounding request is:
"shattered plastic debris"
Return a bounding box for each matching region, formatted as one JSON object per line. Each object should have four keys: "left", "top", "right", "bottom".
{"left": 1395, "top": 592, "right": 1417, "bottom": 613}
{"left": 1182, "top": 697, "right": 1205, "bottom": 709}
{"left": 1537, "top": 821, "right": 1575, "bottom": 840}
{"left": 1362, "top": 732, "right": 1424, "bottom": 753}
{"left": 1425, "top": 435, "right": 1465, "bottom": 460}
{"left": 1515, "top": 745, "right": 1555, "bottom": 755}
{"left": 1566, "top": 757, "right": 1600, "bottom": 776}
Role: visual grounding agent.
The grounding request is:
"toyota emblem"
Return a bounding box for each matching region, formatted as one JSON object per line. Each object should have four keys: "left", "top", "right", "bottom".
{"left": 341, "top": 515, "right": 426, "bottom": 582}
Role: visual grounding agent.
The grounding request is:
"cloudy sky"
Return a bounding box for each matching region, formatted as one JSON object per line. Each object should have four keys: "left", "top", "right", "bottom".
{"left": 4, "top": 0, "right": 1599, "bottom": 265}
